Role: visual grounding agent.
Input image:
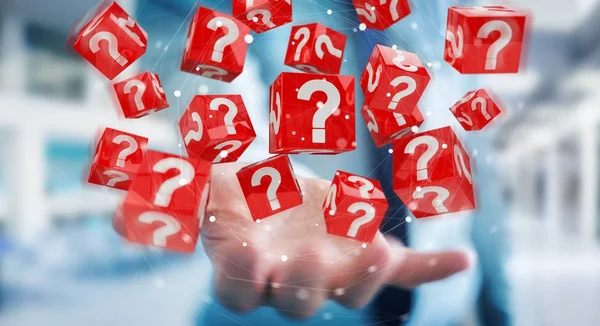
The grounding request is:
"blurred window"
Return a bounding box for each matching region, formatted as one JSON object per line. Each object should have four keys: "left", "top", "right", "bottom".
{"left": 24, "top": 24, "right": 86, "bottom": 101}
{"left": 45, "top": 140, "right": 92, "bottom": 194}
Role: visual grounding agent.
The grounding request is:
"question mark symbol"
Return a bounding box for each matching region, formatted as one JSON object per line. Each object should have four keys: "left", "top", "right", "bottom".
{"left": 355, "top": 3, "right": 377, "bottom": 23}
{"left": 365, "top": 108, "right": 379, "bottom": 133}
{"left": 293, "top": 27, "right": 311, "bottom": 61}
{"left": 152, "top": 158, "right": 195, "bottom": 207}
{"left": 392, "top": 50, "right": 418, "bottom": 72}
{"left": 365, "top": 63, "right": 382, "bottom": 93}
{"left": 270, "top": 91, "right": 282, "bottom": 135}
{"left": 324, "top": 184, "right": 338, "bottom": 215}
{"left": 150, "top": 74, "right": 165, "bottom": 98}
{"left": 454, "top": 145, "right": 472, "bottom": 184}
{"left": 346, "top": 202, "right": 376, "bottom": 238}
{"left": 103, "top": 170, "right": 129, "bottom": 187}
{"left": 89, "top": 31, "right": 128, "bottom": 66}
{"left": 213, "top": 140, "right": 243, "bottom": 163}
{"left": 348, "top": 176, "right": 374, "bottom": 199}
{"left": 251, "top": 167, "right": 282, "bottom": 211}
{"left": 124, "top": 79, "right": 146, "bottom": 111}
{"left": 210, "top": 98, "right": 238, "bottom": 135}
{"left": 138, "top": 211, "right": 182, "bottom": 247}
{"left": 381, "top": 0, "right": 401, "bottom": 21}
{"left": 247, "top": 9, "right": 276, "bottom": 28}
{"left": 471, "top": 97, "right": 491, "bottom": 120}
{"left": 195, "top": 64, "right": 229, "bottom": 79}
{"left": 184, "top": 112, "right": 204, "bottom": 145}
{"left": 112, "top": 135, "right": 138, "bottom": 168}
{"left": 315, "top": 35, "right": 343, "bottom": 59}
{"left": 477, "top": 20, "right": 512, "bottom": 70}
{"left": 296, "top": 64, "right": 321, "bottom": 73}
{"left": 207, "top": 17, "right": 240, "bottom": 63}
{"left": 412, "top": 186, "right": 450, "bottom": 214}
{"left": 446, "top": 25, "right": 464, "bottom": 65}
{"left": 388, "top": 76, "right": 416, "bottom": 110}
{"left": 297, "top": 79, "right": 341, "bottom": 143}
{"left": 404, "top": 136, "right": 439, "bottom": 181}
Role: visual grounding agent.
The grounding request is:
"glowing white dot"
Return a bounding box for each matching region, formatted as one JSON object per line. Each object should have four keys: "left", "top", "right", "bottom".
{"left": 315, "top": 223, "right": 319, "bottom": 226}
{"left": 327, "top": 9, "right": 332, "bottom": 15}
{"left": 281, "top": 255, "right": 288, "bottom": 262}
{"left": 252, "top": 16, "right": 259, "bottom": 22}
{"left": 370, "top": 6, "right": 376, "bottom": 10}
{"left": 178, "top": 143, "right": 182, "bottom": 147}
{"left": 178, "top": 178, "right": 188, "bottom": 185}
{"left": 427, "top": 62, "right": 433, "bottom": 67}
{"left": 386, "top": 92, "right": 391, "bottom": 97}
{"left": 301, "top": 137, "right": 305, "bottom": 141}
{"left": 473, "top": 149, "right": 479, "bottom": 157}
{"left": 155, "top": 40, "right": 163, "bottom": 48}
{"left": 361, "top": 243, "right": 367, "bottom": 249}
{"left": 411, "top": 126, "right": 419, "bottom": 133}
{"left": 416, "top": 186, "right": 422, "bottom": 192}
{"left": 296, "top": 288, "right": 309, "bottom": 300}
{"left": 353, "top": 27, "right": 358, "bottom": 32}
{"left": 209, "top": 114, "right": 213, "bottom": 118}
{"left": 328, "top": 209, "right": 336, "bottom": 215}
{"left": 411, "top": 22, "right": 418, "bottom": 30}
{"left": 244, "top": 34, "right": 254, "bottom": 43}
{"left": 256, "top": 219, "right": 261, "bottom": 224}
{"left": 428, "top": 258, "right": 438, "bottom": 266}
{"left": 442, "top": 143, "right": 448, "bottom": 149}
{"left": 368, "top": 265, "right": 377, "bottom": 273}
{"left": 219, "top": 150, "right": 229, "bottom": 158}
{"left": 334, "top": 288, "right": 345, "bottom": 296}
{"left": 405, "top": 216, "right": 412, "bottom": 223}
{"left": 388, "top": 148, "right": 394, "bottom": 154}
{"left": 392, "top": 44, "right": 398, "bottom": 49}
{"left": 426, "top": 111, "right": 432, "bottom": 116}
{"left": 359, "top": 23, "right": 367, "bottom": 31}
{"left": 295, "top": 88, "right": 299, "bottom": 92}
{"left": 317, "top": 101, "right": 324, "bottom": 108}
{"left": 323, "top": 312, "right": 334, "bottom": 320}
{"left": 209, "top": 215, "right": 216, "bottom": 223}
{"left": 163, "top": 45, "right": 169, "bottom": 52}
{"left": 216, "top": 20, "right": 223, "bottom": 27}
{"left": 174, "top": 90, "right": 182, "bottom": 97}
{"left": 242, "top": 242, "right": 248, "bottom": 247}
{"left": 272, "top": 282, "right": 281, "bottom": 289}
{"left": 182, "top": 234, "right": 192, "bottom": 243}
{"left": 345, "top": 115, "right": 350, "bottom": 119}
{"left": 198, "top": 84, "right": 209, "bottom": 94}
{"left": 196, "top": 66, "right": 201, "bottom": 71}
{"left": 291, "top": 131, "right": 297, "bottom": 135}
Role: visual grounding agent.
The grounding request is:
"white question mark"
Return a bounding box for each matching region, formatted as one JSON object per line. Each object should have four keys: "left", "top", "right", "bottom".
{"left": 213, "top": 140, "right": 243, "bottom": 163}
{"left": 454, "top": 145, "right": 472, "bottom": 184}
{"left": 356, "top": 3, "right": 377, "bottom": 23}
{"left": 365, "top": 108, "right": 379, "bottom": 133}
{"left": 123, "top": 79, "right": 146, "bottom": 111}
{"left": 184, "top": 112, "right": 204, "bottom": 145}
{"left": 296, "top": 64, "right": 321, "bottom": 73}
{"left": 404, "top": 135, "right": 439, "bottom": 181}
{"left": 392, "top": 50, "right": 418, "bottom": 72}
{"left": 207, "top": 17, "right": 240, "bottom": 63}
{"left": 412, "top": 186, "right": 450, "bottom": 214}
{"left": 247, "top": 9, "right": 276, "bottom": 28}
{"left": 365, "top": 62, "right": 382, "bottom": 92}
{"left": 381, "top": 0, "right": 401, "bottom": 21}
{"left": 109, "top": 14, "right": 146, "bottom": 48}
{"left": 151, "top": 74, "right": 165, "bottom": 98}
{"left": 394, "top": 112, "right": 406, "bottom": 126}
{"left": 138, "top": 211, "right": 182, "bottom": 247}
{"left": 457, "top": 112, "right": 474, "bottom": 127}
{"left": 477, "top": 20, "right": 512, "bottom": 70}
{"left": 209, "top": 98, "right": 238, "bottom": 135}
{"left": 270, "top": 91, "right": 282, "bottom": 135}
{"left": 446, "top": 25, "right": 464, "bottom": 65}
{"left": 293, "top": 27, "right": 311, "bottom": 61}
{"left": 348, "top": 175, "right": 374, "bottom": 199}
{"left": 388, "top": 76, "right": 416, "bottom": 110}
{"left": 472, "top": 97, "right": 491, "bottom": 120}
{"left": 324, "top": 184, "right": 338, "bottom": 215}
{"left": 152, "top": 158, "right": 195, "bottom": 207}
{"left": 251, "top": 167, "right": 282, "bottom": 211}
{"left": 346, "top": 202, "right": 376, "bottom": 238}
{"left": 297, "top": 79, "right": 341, "bottom": 143}
{"left": 89, "top": 31, "right": 128, "bottom": 66}
{"left": 112, "top": 135, "right": 138, "bottom": 168}
{"left": 315, "top": 35, "right": 343, "bottom": 59}
{"left": 196, "top": 64, "right": 229, "bottom": 79}
{"left": 103, "top": 170, "right": 129, "bottom": 187}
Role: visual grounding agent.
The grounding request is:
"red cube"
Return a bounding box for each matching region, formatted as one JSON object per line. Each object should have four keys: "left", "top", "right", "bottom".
{"left": 450, "top": 89, "right": 502, "bottom": 131}
{"left": 361, "top": 104, "right": 424, "bottom": 148}
{"left": 112, "top": 72, "right": 169, "bottom": 119}
{"left": 284, "top": 23, "right": 347, "bottom": 75}
{"left": 233, "top": 0, "right": 293, "bottom": 34}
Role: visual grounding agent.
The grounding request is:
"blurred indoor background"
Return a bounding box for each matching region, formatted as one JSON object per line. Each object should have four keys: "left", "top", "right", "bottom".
{"left": 1, "top": 0, "right": 599, "bottom": 325}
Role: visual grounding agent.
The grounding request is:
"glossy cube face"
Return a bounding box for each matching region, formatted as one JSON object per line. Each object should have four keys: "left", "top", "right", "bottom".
{"left": 236, "top": 155, "right": 303, "bottom": 221}
{"left": 351, "top": 0, "right": 411, "bottom": 30}
{"left": 284, "top": 23, "right": 347, "bottom": 75}
{"left": 392, "top": 127, "right": 475, "bottom": 218}
{"left": 269, "top": 72, "right": 356, "bottom": 154}
{"left": 361, "top": 104, "right": 424, "bottom": 148}
{"left": 181, "top": 7, "right": 251, "bottom": 82}
{"left": 87, "top": 127, "right": 148, "bottom": 190}
{"left": 113, "top": 72, "right": 169, "bottom": 119}
{"left": 450, "top": 89, "right": 502, "bottom": 131}
{"left": 179, "top": 95, "right": 256, "bottom": 164}
{"left": 70, "top": 1, "right": 148, "bottom": 80}
{"left": 232, "top": 0, "right": 293, "bottom": 34}
{"left": 121, "top": 150, "right": 212, "bottom": 253}
{"left": 444, "top": 6, "right": 528, "bottom": 74}
{"left": 323, "top": 171, "right": 388, "bottom": 243}
{"left": 360, "top": 45, "right": 431, "bottom": 116}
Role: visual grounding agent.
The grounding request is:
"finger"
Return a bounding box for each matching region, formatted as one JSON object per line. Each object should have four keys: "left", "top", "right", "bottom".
{"left": 329, "top": 233, "right": 393, "bottom": 309}
{"left": 384, "top": 236, "right": 472, "bottom": 288}
{"left": 269, "top": 246, "right": 331, "bottom": 320}
{"left": 211, "top": 241, "right": 274, "bottom": 313}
